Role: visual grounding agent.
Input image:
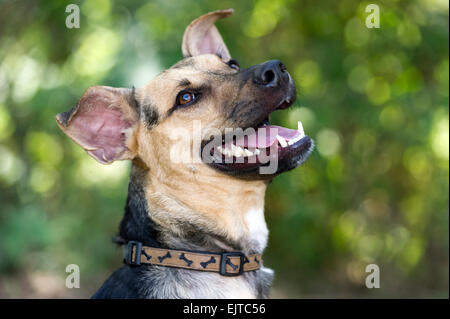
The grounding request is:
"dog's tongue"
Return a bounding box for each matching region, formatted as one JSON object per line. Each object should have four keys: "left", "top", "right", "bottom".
{"left": 235, "top": 125, "right": 301, "bottom": 148}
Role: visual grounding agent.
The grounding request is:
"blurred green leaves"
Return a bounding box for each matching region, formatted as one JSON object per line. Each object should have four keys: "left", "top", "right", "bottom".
{"left": 0, "top": 0, "right": 448, "bottom": 297}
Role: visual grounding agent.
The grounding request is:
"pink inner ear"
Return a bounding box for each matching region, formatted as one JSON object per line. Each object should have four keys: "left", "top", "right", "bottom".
{"left": 198, "top": 28, "right": 219, "bottom": 55}
{"left": 194, "top": 27, "right": 230, "bottom": 61}
{"left": 69, "top": 105, "right": 131, "bottom": 164}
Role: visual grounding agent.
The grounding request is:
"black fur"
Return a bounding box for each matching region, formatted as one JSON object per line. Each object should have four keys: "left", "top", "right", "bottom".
{"left": 115, "top": 167, "right": 161, "bottom": 248}
{"left": 141, "top": 105, "right": 159, "bottom": 129}
{"left": 56, "top": 105, "right": 77, "bottom": 127}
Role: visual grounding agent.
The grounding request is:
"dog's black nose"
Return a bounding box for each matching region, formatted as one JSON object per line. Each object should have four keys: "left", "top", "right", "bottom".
{"left": 253, "top": 60, "right": 288, "bottom": 88}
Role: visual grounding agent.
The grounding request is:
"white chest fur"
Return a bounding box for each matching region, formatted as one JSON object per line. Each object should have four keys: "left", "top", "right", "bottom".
{"left": 244, "top": 208, "right": 269, "bottom": 252}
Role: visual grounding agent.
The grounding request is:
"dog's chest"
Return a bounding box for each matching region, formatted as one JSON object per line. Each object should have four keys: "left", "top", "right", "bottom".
{"left": 192, "top": 274, "right": 256, "bottom": 299}
{"left": 140, "top": 266, "right": 273, "bottom": 299}
{"left": 243, "top": 208, "right": 268, "bottom": 252}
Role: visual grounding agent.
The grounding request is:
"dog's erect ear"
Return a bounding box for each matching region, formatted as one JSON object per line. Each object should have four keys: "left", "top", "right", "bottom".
{"left": 56, "top": 86, "right": 139, "bottom": 164}
{"left": 182, "top": 8, "right": 233, "bottom": 61}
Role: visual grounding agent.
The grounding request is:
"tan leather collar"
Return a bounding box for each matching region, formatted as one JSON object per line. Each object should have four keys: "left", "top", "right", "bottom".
{"left": 123, "top": 241, "right": 262, "bottom": 276}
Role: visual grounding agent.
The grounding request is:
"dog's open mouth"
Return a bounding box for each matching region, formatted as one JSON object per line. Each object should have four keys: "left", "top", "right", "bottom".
{"left": 201, "top": 107, "right": 313, "bottom": 176}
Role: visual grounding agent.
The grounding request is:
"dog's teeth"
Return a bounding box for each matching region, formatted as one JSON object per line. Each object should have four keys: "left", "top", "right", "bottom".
{"left": 229, "top": 144, "right": 241, "bottom": 157}
{"left": 222, "top": 148, "right": 230, "bottom": 156}
{"left": 276, "top": 135, "right": 288, "bottom": 148}
{"left": 218, "top": 146, "right": 227, "bottom": 155}
{"left": 234, "top": 146, "right": 245, "bottom": 157}
{"left": 244, "top": 149, "right": 253, "bottom": 156}
{"left": 298, "top": 121, "right": 305, "bottom": 137}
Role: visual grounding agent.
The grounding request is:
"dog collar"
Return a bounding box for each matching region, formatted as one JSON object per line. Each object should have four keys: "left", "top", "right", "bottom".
{"left": 123, "top": 241, "right": 262, "bottom": 277}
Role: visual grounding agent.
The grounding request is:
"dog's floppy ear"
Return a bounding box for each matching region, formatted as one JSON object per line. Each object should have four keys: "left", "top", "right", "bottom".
{"left": 182, "top": 8, "right": 233, "bottom": 61}
{"left": 56, "top": 86, "right": 139, "bottom": 164}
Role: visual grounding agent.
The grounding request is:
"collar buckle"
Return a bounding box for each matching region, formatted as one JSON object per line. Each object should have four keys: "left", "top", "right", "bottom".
{"left": 124, "top": 241, "right": 142, "bottom": 266}
{"left": 220, "top": 252, "right": 245, "bottom": 276}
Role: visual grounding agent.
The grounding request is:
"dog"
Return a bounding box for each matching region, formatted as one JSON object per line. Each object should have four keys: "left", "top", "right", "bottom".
{"left": 56, "top": 9, "right": 313, "bottom": 299}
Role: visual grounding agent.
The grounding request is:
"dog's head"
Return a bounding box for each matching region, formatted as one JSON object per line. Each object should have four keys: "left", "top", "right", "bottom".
{"left": 56, "top": 9, "right": 313, "bottom": 181}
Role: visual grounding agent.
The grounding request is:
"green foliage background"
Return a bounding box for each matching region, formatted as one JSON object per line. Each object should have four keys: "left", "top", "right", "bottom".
{"left": 0, "top": 0, "right": 448, "bottom": 298}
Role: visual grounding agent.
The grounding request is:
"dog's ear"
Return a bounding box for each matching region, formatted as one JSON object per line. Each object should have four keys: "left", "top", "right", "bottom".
{"left": 182, "top": 8, "right": 233, "bottom": 61}
{"left": 56, "top": 86, "right": 139, "bottom": 164}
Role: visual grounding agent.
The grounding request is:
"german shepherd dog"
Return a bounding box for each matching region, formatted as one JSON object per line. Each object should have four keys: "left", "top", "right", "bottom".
{"left": 56, "top": 9, "right": 313, "bottom": 298}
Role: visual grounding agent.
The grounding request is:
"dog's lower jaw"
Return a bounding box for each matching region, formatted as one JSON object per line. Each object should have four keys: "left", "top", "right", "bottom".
{"left": 94, "top": 162, "right": 273, "bottom": 299}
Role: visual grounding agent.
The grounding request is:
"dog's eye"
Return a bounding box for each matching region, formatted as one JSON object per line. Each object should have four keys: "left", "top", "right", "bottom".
{"left": 227, "top": 59, "right": 240, "bottom": 71}
{"left": 176, "top": 91, "right": 197, "bottom": 106}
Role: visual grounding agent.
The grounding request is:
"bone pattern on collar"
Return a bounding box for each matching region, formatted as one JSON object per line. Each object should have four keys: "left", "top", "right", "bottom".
{"left": 124, "top": 242, "right": 262, "bottom": 276}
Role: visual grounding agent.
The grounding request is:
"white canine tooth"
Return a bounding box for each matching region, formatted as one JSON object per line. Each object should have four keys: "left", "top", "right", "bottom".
{"left": 244, "top": 149, "right": 253, "bottom": 156}
{"left": 298, "top": 121, "right": 305, "bottom": 137}
{"left": 276, "top": 135, "right": 288, "bottom": 148}
{"left": 288, "top": 135, "right": 302, "bottom": 146}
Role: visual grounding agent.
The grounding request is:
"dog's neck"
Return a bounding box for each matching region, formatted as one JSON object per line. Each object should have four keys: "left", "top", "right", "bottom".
{"left": 117, "top": 160, "right": 269, "bottom": 255}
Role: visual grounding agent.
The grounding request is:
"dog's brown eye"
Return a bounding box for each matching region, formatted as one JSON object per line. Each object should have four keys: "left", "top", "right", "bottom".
{"left": 171, "top": 90, "right": 203, "bottom": 113}
{"left": 178, "top": 92, "right": 194, "bottom": 105}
